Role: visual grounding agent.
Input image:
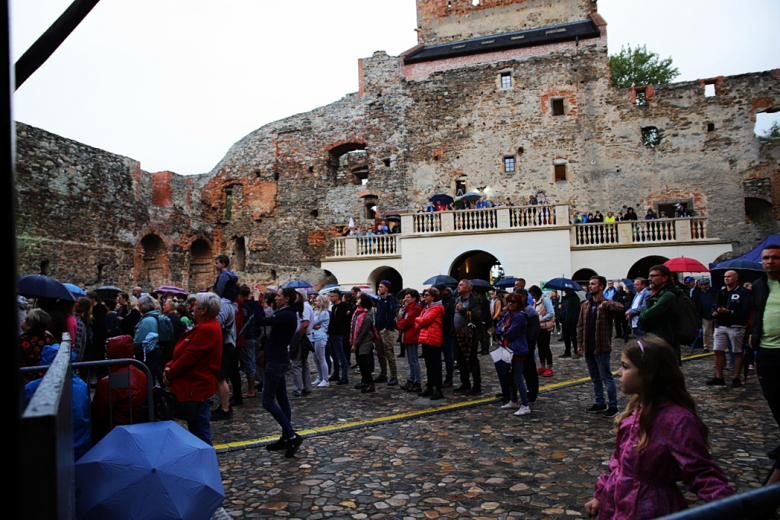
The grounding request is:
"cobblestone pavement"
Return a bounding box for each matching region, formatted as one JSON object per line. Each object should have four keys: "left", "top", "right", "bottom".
{"left": 208, "top": 337, "right": 778, "bottom": 519}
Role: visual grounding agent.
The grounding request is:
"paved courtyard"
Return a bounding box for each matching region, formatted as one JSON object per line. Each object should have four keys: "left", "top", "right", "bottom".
{"left": 208, "top": 338, "right": 778, "bottom": 519}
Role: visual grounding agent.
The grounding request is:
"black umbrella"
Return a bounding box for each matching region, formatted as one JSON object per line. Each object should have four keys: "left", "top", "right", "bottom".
{"left": 423, "top": 275, "right": 458, "bottom": 288}
{"left": 543, "top": 277, "right": 584, "bottom": 292}
{"left": 396, "top": 287, "right": 416, "bottom": 299}
{"left": 469, "top": 279, "right": 493, "bottom": 291}
{"left": 18, "top": 274, "right": 77, "bottom": 301}
{"left": 429, "top": 194, "right": 454, "bottom": 206}
{"left": 95, "top": 285, "right": 123, "bottom": 300}
{"left": 495, "top": 277, "right": 518, "bottom": 288}
{"left": 456, "top": 191, "right": 481, "bottom": 203}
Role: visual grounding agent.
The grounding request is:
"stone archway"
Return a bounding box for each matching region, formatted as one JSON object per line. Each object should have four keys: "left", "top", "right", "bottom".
{"left": 368, "top": 266, "right": 403, "bottom": 295}
{"left": 140, "top": 234, "right": 168, "bottom": 290}
{"left": 448, "top": 250, "right": 502, "bottom": 284}
{"left": 572, "top": 268, "right": 598, "bottom": 286}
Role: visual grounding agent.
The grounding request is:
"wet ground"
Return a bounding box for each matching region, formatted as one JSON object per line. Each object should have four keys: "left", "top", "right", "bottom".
{"left": 207, "top": 337, "right": 778, "bottom": 519}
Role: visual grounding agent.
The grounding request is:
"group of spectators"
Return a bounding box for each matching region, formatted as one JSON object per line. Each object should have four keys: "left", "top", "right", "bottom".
{"left": 574, "top": 203, "right": 693, "bottom": 224}
{"left": 418, "top": 193, "right": 551, "bottom": 213}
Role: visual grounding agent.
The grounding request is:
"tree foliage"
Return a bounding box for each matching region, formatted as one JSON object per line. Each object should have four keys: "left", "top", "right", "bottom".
{"left": 758, "top": 121, "right": 780, "bottom": 141}
{"left": 609, "top": 44, "right": 680, "bottom": 89}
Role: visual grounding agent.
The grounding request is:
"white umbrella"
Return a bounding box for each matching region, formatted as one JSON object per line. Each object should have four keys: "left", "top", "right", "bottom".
{"left": 348, "top": 217, "right": 355, "bottom": 229}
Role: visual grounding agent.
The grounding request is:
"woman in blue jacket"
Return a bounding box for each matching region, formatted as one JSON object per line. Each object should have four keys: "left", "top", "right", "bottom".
{"left": 495, "top": 293, "right": 531, "bottom": 417}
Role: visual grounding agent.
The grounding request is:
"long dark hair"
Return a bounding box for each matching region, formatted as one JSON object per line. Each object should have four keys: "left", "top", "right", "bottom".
{"left": 279, "top": 287, "right": 299, "bottom": 314}
{"left": 617, "top": 337, "right": 708, "bottom": 450}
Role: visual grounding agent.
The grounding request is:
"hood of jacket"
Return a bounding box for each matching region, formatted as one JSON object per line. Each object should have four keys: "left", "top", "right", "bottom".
{"left": 106, "top": 335, "right": 135, "bottom": 360}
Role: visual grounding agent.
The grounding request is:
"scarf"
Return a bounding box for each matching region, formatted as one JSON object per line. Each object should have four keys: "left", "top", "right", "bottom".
{"left": 351, "top": 308, "right": 367, "bottom": 346}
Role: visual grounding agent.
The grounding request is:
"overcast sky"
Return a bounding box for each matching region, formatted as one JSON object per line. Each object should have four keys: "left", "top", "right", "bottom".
{"left": 11, "top": 0, "right": 780, "bottom": 175}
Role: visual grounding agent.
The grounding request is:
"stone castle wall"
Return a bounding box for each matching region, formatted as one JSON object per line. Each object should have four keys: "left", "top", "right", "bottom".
{"left": 14, "top": 1, "right": 780, "bottom": 292}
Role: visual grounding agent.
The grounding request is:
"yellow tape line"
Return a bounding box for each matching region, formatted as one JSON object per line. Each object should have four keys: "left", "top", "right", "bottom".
{"left": 214, "top": 351, "right": 713, "bottom": 451}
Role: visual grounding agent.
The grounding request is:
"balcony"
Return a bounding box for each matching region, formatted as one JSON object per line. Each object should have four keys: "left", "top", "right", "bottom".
{"left": 571, "top": 217, "right": 712, "bottom": 248}
{"left": 326, "top": 204, "right": 719, "bottom": 260}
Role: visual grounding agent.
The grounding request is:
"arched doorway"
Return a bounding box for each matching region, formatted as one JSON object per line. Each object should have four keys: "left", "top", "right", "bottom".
{"left": 627, "top": 255, "right": 669, "bottom": 280}
{"left": 572, "top": 268, "right": 598, "bottom": 286}
{"left": 140, "top": 234, "right": 168, "bottom": 290}
{"left": 449, "top": 250, "right": 502, "bottom": 284}
{"left": 189, "top": 239, "right": 213, "bottom": 292}
{"left": 368, "top": 266, "right": 403, "bottom": 295}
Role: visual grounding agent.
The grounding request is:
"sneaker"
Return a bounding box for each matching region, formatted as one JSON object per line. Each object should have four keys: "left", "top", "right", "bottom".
{"left": 442, "top": 380, "right": 453, "bottom": 388}
{"left": 318, "top": 380, "right": 330, "bottom": 387}
{"left": 706, "top": 377, "right": 725, "bottom": 386}
{"left": 572, "top": 354, "right": 582, "bottom": 360}
{"left": 361, "top": 384, "right": 376, "bottom": 393}
{"left": 337, "top": 378, "right": 349, "bottom": 385}
{"left": 291, "top": 392, "right": 302, "bottom": 398}
{"left": 210, "top": 407, "right": 232, "bottom": 421}
{"left": 558, "top": 353, "right": 571, "bottom": 359}
{"left": 373, "top": 375, "right": 388, "bottom": 384}
{"left": 749, "top": 364, "right": 755, "bottom": 370}
{"left": 536, "top": 367, "right": 546, "bottom": 375}
{"left": 453, "top": 385, "right": 471, "bottom": 394}
{"left": 586, "top": 403, "right": 607, "bottom": 413}
{"left": 387, "top": 377, "right": 398, "bottom": 386}
{"left": 514, "top": 405, "right": 531, "bottom": 416}
{"left": 266, "top": 436, "right": 289, "bottom": 451}
{"left": 732, "top": 377, "right": 742, "bottom": 388}
{"left": 726, "top": 364, "right": 734, "bottom": 370}
{"left": 501, "top": 401, "right": 521, "bottom": 410}
{"left": 603, "top": 406, "right": 619, "bottom": 418}
{"left": 284, "top": 435, "right": 304, "bottom": 458}
{"left": 301, "top": 389, "right": 312, "bottom": 395}
{"left": 312, "top": 378, "right": 322, "bottom": 386}
{"left": 542, "top": 368, "right": 554, "bottom": 377}
{"left": 467, "top": 386, "right": 483, "bottom": 396}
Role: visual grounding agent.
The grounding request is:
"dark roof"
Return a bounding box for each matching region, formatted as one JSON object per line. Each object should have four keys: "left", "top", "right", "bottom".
{"left": 404, "top": 20, "right": 601, "bottom": 65}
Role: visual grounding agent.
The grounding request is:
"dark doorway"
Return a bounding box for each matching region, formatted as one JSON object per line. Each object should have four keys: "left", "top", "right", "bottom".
{"left": 449, "top": 250, "right": 501, "bottom": 285}
{"left": 371, "top": 267, "right": 403, "bottom": 295}
{"left": 627, "top": 255, "right": 669, "bottom": 280}
{"left": 572, "top": 268, "right": 597, "bottom": 286}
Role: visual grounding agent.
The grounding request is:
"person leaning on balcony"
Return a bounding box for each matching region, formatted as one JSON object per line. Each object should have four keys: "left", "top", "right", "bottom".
{"left": 624, "top": 207, "right": 638, "bottom": 221}
{"left": 645, "top": 208, "right": 658, "bottom": 220}
{"left": 591, "top": 211, "right": 604, "bottom": 223}
{"left": 605, "top": 212, "right": 616, "bottom": 223}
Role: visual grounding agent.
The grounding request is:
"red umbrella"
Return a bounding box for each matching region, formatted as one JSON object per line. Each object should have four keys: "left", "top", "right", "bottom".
{"left": 663, "top": 257, "right": 708, "bottom": 273}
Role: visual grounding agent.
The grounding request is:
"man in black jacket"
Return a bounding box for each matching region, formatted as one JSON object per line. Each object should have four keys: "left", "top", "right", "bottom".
{"left": 454, "top": 279, "right": 482, "bottom": 395}
{"left": 374, "top": 281, "right": 398, "bottom": 386}
{"left": 751, "top": 244, "right": 780, "bottom": 460}
{"left": 328, "top": 290, "right": 351, "bottom": 384}
{"left": 707, "top": 270, "right": 752, "bottom": 387}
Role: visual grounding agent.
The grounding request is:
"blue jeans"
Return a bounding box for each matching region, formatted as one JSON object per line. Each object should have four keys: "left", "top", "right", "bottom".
{"left": 262, "top": 362, "right": 295, "bottom": 439}
{"left": 330, "top": 334, "right": 349, "bottom": 380}
{"left": 239, "top": 338, "right": 257, "bottom": 378}
{"left": 494, "top": 360, "right": 510, "bottom": 400}
{"left": 585, "top": 352, "right": 617, "bottom": 408}
{"left": 187, "top": 401, "right": 213, "bottom": 446}
{"left": 441, "top": 337, "right": 455, "bottom": 381}
{"left": 509, "top": 359, "right": 528, "bottom": 406}
{"left": 406, "top": 344, "right": 421, "bottom": 383}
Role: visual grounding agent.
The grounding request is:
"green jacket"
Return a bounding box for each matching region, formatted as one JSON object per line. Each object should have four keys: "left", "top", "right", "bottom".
{"left": 638, "top": 283, "right": 682, "bottom": 351}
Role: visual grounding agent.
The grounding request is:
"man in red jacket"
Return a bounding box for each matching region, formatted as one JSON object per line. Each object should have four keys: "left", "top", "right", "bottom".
{"left": 163, "top": 292, "right": 223, "bottom": 445}
{"left": 91, "top": 335, "right": 148, "bottom": 443}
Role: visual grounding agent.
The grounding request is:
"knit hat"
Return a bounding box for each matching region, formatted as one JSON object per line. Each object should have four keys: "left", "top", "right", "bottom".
{"left": 380, "top": 280, "right": 392, "bottom": 290}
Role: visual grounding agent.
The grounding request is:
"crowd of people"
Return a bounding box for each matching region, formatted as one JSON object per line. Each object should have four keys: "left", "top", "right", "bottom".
{"left": 574, "top": 203, "right": 693, "bottom": 224}
{"left": 18, "top": 244, "right": 780, "bottom": 517}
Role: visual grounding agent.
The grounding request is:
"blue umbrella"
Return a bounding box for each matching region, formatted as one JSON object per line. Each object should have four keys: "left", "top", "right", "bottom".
{"left": 282, "top": 280, "right": 317, "bottom": 295}
{"left": 494, "top": 277, "right": 518, "bottom": 288}
{"left": 543, "top": 277, "right": 584, "bottom": 292}
{"left": 423, "top": 275, "right": 458, "bottom": 287}
{"left": 64, "top": 283, "right": 87, "bottom": 297}
{"left": 18, "top": 274, "right": 77, "bottom": 301}
{"left": 429, "top": 193, "right": 454, "bottom": 206}
{"left": 621, "top": 278, "right": 637, "bottom": 296}
{"left": 75, "top": 421, "right": 224, "bottom": 520}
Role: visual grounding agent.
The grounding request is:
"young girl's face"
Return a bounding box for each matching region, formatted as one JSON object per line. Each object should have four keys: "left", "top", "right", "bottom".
{"left": 617, "top": 354, "right": 642, "bottom": 395}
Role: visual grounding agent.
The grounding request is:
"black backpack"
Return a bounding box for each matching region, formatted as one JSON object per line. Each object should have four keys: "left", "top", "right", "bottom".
{"left": 155, "top": 313, "right": 176, "bottom": 357}
{"left": 676, "top": 292, "right": 700, "bottom": 345}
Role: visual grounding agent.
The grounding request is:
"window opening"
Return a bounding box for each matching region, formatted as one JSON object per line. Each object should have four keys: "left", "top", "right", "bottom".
{"left": 273, "top": 171, "right": 279, "bottom": 181}
{"left": 704, "top": 84, "right": 716, "bottom": 97}
{"left": 310, "top": 209, "right": 319, "bottom": 218}
{"left": 642, "top": 127, "right": 661, "bottom": 148}
{"left": 504, "top": 156, "right": 515, "bottom": 173}
{"left": 383, "top": 158, "right": 391, "bottom": 167}
{"left": 234, "top": 237, "right": 246, "bottom": 271}
{"left": 500, "top": 72, "right": 511, "bottom": 89}
{"left": 554, "top": 164, "right": 567, "bottom": 182}
{"left": 363, "top": 196, "right": 378, "bottom": 220}
{"left": 97, "top": 264, "right": 105, "bottom": 283}
{"left": 635, "top": 87, "right": 647, "bottom": 106}
{"left": 353, "top": 167, "right": 369, "bottom": 185}
{"left": 517, "top": 146, "right": 524, "bottom": 156}
{"left": 308, "top": 166, "right": 314, "bottom": 173}
{"left": 552, "top": 98, "right": 565, "bottom": 116}
{"left": 455, "top": 177, "right": 468, "bottom": 197}
{"left": 755, "top": 110, "right": 780, "bottom": 139}
{"left": 225, "top": 186, "right": 233, "bottom": 220}
{"left": 707, "top": 123, "right": 715, "bottom": 132}
{"left": 40, "top": 259, "right": 49, "bottom": 276}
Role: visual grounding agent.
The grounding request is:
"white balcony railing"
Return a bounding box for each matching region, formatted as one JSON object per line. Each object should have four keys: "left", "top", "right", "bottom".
{"left": 330, "top": 234, "right": 399, "bottom": 258}
{"left": 402, "top": 204, "right": 569, "bottom": 236}
{"left": 571, "top": 217, "right": 710, "bottom": 247}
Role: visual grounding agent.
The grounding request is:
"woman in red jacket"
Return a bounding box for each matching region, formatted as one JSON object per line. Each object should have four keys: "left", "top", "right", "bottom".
{"left": 415, "top": 286, "right": 445, "bottom": 400}
{"left": 163, "top": 292, "right": 223, "bottom": 446}
{"left": 397, "top": 289, "right": 424, "bottom": 393}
